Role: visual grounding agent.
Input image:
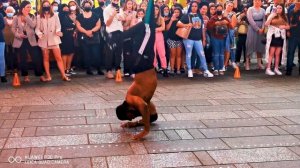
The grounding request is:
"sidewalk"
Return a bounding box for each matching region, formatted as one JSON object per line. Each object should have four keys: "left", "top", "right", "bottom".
{"left": 0, "top": 69, "right": 300, "bottom": 168}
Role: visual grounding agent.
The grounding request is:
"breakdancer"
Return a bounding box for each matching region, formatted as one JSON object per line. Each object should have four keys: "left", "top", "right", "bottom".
{"left": 116, "top": 0, "right": 158, "bottom": 140}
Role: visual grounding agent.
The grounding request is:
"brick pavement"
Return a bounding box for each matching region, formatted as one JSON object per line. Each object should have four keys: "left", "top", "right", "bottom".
{"left": 0, "top": 70, "right": 300, "bottom": 168}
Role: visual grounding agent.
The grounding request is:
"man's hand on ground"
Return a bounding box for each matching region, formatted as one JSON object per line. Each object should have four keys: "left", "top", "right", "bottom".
{"left": 132, "top": 130, "right": 149, "bottom": 140}
{"left": 120, "top": 121, "right": 138, "bottom": 128}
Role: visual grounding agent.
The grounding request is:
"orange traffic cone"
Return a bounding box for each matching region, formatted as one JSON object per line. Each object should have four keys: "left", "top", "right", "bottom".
{"left": 12, "top": 73, "right": 21, "bottom": 87}
{"left": 234, "top": 67, "right": 241, "bottom": 79}
{"left": 115, "top": 70, "right": 123, "bottom": 82}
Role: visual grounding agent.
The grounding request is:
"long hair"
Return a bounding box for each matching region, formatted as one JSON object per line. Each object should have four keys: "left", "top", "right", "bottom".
{"left": 39, "top": 0, "right": 54, "bottom": 18}
{"left": 154, "top": 4, "right": 162, "bottom": 26}
{"left": 275, "top": 3, "right": 287, "bottom": 22}
{"left": 160, "top": 4, "right": 170, "bottom": 17}
{"left": 187, "top": 1, "right": 200, "bottom": 15}
{"left": 171, "top": 7, "right": 183, "bottom": 19}
{"left": 123, "top": 0, "right": 133, "bottom": 11}
{"left": 18, "top": 1, "right": 31, "bottom": 16}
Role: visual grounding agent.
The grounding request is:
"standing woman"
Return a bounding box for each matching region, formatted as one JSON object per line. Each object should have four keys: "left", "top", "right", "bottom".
{"left": 0, "top": 13, "right": 6, "bottom": 82}
{"left": 245, "top": 0, "right": 266, "bottom": 70}
{"left": 36, "top": 0, "right": 70, "bottom": 81}
{"left": 59, "top": 4, "right": 76, "bottom": 76}
{"left": 153, "top": 4, "right": 168, "bottom": 77}
{"left": 264, "top": 4, "right": 289, "bottom": 75}
{"left": 161, "top": 4, "right": 171, "bottom": 70}
{"left": 235, "top": 6, "right": 248, "bottom": 65}
{"left": 76, "top": 0, "right": 101, "bottom": 75}
{"left": 122, "top": 0, "right": 136, "bottom": 76}
{"left": 12, "top": 1, "right": 44, "bottom": 82}
{"left": 166, "top": 7, "right": 182, "bottom": 74}
{"left": 177, "top": 1, "right": 213, "bottom": 78}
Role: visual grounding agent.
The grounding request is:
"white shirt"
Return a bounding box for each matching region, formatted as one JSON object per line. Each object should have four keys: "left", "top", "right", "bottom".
{"left": 265, "top": 4, "right": 288, "bottom": 15}
{"left": 103, "top": 4, "right": 123, "bottom": 33}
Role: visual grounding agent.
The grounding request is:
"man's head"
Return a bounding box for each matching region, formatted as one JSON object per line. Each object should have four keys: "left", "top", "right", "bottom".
{"left": 116, "top": 101, "right": 140, "bottom": 121}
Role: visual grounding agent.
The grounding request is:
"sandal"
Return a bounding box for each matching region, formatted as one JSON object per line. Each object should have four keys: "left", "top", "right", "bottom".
{"left": 62, "top": 76, "right": 71, "bottom": 82}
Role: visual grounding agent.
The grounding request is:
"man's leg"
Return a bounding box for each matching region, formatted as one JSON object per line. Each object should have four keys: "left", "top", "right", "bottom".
{"left": 286, "top": 37, "right": 297, "bottom": 75}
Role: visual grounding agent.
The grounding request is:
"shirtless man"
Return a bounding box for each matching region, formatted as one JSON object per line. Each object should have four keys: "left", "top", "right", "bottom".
{"left": 116, "top": 0, "right": 157, "bottom": 140}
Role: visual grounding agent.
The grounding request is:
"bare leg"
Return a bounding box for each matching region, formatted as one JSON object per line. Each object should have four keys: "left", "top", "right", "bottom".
{"left": 274, "top": 47, "right": 282, "bottom": 69}
{"left": 267, "top": 47, "right": 276, "bottom": 69}
{"left": 170, "top": 48, "right": 176, "bottom": 71}
{"left": 42, "top": 49, "right": 51, "bottom": 79}
{"left": 176, "top": 47, "right": 182, "bottom": 71}
{"left": 224, "top": 51, "right": 230, "bottom": 67}
{"left": 66, "top": 54, "right": 74, "bottom": 70}
{"left": 52, "top": 48, "right": 67, "bottom": 79}
{"left": 257, "top": 52, "right": 264, "bottom": 69}
{"left": 62, "top": 55, "right": 67, "bottom": 70}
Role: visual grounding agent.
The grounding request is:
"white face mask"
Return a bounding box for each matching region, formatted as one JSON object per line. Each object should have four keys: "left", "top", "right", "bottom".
{"left": 138, "top": 18, "right": 142, "bottom": 22}
{"left": 53, "top": 6, "right": 58, "bottom": 12}
{"left": 3, "top": 3, "right": 9, "bottom": 7}
{"left": 70, "top": 6, "right": 76, "bottom": 11}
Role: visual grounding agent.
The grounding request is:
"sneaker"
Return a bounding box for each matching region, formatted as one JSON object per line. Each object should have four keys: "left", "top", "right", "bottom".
{"left": 180, "top": 68, "right": 185, "bottom": 74}
{"left": 106, "top": 71, "right": 114, "bottom": 79}
{"left": 65, "top": 70, "right": 71, "bottom": 77}
{"left": 265, "top": 68, "right": 275, "bottom": 75}
{"left": 213, "top": 70, "right": 219, "bottom": 76}
{"left": 131, "top": 74, "right": 135, "bottom": 78}
{"left": 169, "top": 70, "right": 175, "bottom": 75}
{"left": 232, "top": 62, "right": 237, "bottom": 69}
{"left": 97, "top": 70, "right": 104, "bottom": 75}
{"left": 86, "top": 70, "right": 94, "bottom": 75}
{"left": 124, "top": 73, "right": 130, "bottom": 77}
{"left": 274, "top": 68, "right": 282, "bottom": 75}
{"left": 188, "top": 70, "right": 193, "bottom": 78}
{"left": 203, "top": 70, "right": 214, "bottom": 78}
{"left": 69, "top": 68, "right": 77, "bottom": 75}
{"left": 221, "top": 66, "right": 226, "bottom": 72}
{"left": 176, "top": 70, "right": 181, "bottom": 75}
{"left": 163, "top": 69, "right": 169, "bottom": 77}
{"left": 219, "top": 71, "right": 224, "bottom": 75}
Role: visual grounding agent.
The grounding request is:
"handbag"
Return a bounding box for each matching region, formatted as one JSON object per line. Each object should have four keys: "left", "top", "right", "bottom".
{"left": 176, "top": 15, "right": 192, "bottom": 39}
{"left": 215, "top": 25, "right": 228, "bottom": 36}
{"left": 81, "top": 31, "right": 100, "bottom": 44}
{"left": 237, "top": 23, "right": 248, "bottom": 34}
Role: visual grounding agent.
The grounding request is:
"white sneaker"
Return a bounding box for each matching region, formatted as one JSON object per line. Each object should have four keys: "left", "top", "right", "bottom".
{"left": 188, "top": 70, "right": 193, "bottom": 78}
{"left": 274, "top": 68, "right": 282, "bottom": 75}
{"left": 213, "top": 70, "right": 219, "bottom": 76}
{"left": 221, "top": 66, "right": 226, "bottom": 72}
{"left": 265, "top": 68, "right": 275, "bottom": 75}
{"left": 232, "top": 62, "right": 237, "bottom": 69}
{"left": 203, "top": 70, "right": 214, "bottom": 78}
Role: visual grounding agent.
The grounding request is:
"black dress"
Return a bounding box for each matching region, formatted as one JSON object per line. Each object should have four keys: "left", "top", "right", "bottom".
{"left": 270, "top": 34, "right": 284, "bottom": 47}
{"left": 59, "top": 13, "right": 75, "bottom": 55}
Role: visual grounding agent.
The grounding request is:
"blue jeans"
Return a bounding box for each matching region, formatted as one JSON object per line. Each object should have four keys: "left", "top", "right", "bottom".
{"left": 0, "top": 42, "right": 5, "bottom": 77}
{"left": 183, "top": 39, "right": 208, "bottom": 71}
{"left": 211, "top": 37, "right": 225, "bottom": 71}
{"left": 225, "top": 29, "right": 236, "bottom": 62}
{"left": 286, "top": 36, "right": 300, "bottom": 73}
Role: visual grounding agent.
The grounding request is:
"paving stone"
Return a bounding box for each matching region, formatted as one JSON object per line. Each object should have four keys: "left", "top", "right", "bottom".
{"left": 0, "top": 149, "right": 16, "bottom": 162}
{"left": 84, "top": 102, "right": 121, "bottom": 110}
{"left": 242, "top": 110, "right": 263, "bottom": 117}
{"left": 281, "top": 125, "right": 300, "bottom": 134}
{"left": 0, "top": 113, "right": 19, "bottom": 120}
{"left": 36, "top": 124, "right": 111, "bottom": 136}
{"left": 222, "top": 135, "right": 300, "bottom": 149}
{"left": 29, "top": 110, "right": 96, "bottom": 119}
{"left": 234, "top": 164, "right": 252, "bottom": 168}
{"left": 286, "top": 96, "right": 300, "bottom": 102}
{"left": 286, "top": 116, "right": 300, "bottom": 124}
{"left": 14, "top": 117, "right": 86, "bottom": 127}
{"left": 233, "top": 97, "right": 291, "bottom": 104}
{"left": 0, "top": 98, "right": 51, "bottom": 106}
{"left": 9, "top": 128, "right": 24, "bottom": 137}
{"left": 267, "top": 126, "right": 289, "bottom": 135}
{"left": 187, "top": 129, "right": 205, "bottom": 139}
{"left": 153, "top": 100, "right": 212, "bottom": 106}
{"left": 151, "top": 121, "right": 206, "bottom": 130}
{"left": 200, "top": 126, "right": 276, "bottom": 138}
{"left": 4, "top": 135, "right": 88, "bottom": 149}
{"left": 87, "top": 116, "right": 120, "bottom": 124}
{"left": 163, "top": 130, "right": 181, "bottom": 140}
{"left": 288, "top": 146, "right": 300, "bottom": 156}
{"left": 254, "top": 109, "right": 300, "bottom": 117}
{"left": 250, "top": 160, "right": 300, "bottom": 168}
{"left": 265, "top": 117, "right": 285, "bottom": 125}
{"left": 0, "top": 139, "right": 6, "bottom": 149}
{"left": 18, "top": 112, "right": 30, "bottom": 119}
{"left": 45, "top": 144, "right": 133, "bottom": 158}
{"left": 92, "top": 157, "right": 107, "bottom": 168}
{"left": 201, "top": 118, "right": 273, "bottom": 128}
{"left": 89, "top": 131, "right": 168, "bottom": 144}
{"left": 1, "top": 120, "right": 16, "bottom": 128}
{"left": 22, "top": 127, "right": 36, "bottom": 137}
{"left": 0, "top": 106, "right": 12, "bottom": 113}
{"left": 109, "top": 124, "right": 137, "bottom": 133}
{"left": 14, "top": 148, "right": 31, "bottom": 160}
{"left": 0, "top": 129, "right": 11, "bottom": 138}
{"left": 253, "top": 102, "right": 300, "bottom": 110}
{"left": 176, "top": 106, "right": 190, "bottom": 112}
{"left": 274, "top": 116, "right": 297, "bottom": 124}
{"left": 107, "top": 152, "right": 201, "bottom": 168}
{"left": 144, "top": 139, "right": 229, "bottom": 153}
{"left": 0, "top": 158, "right": 91, "bottom": 168}
{"left": 130, "top": 142, "right": 148, "bottom": 155}
{"left": 233, "top": 111, "right": 251, "bottom": 118}
{"left": 162, "top": 114, "right": 176, "bottom": 121}
{"left": 21, "top": 104, "right": 84, "bottom": 112}
{"left": 187, "top": 105, "right": 247, "bottom": 112}
{"left": 194, "top": 151, "right": 217, "bottom": 165}
{"left": 156, "top": 107, "right": 180, "bottom": 114}
{"left": 10, "top": 107, "right": 22, "bottom": 113}
{"left": 208, "top": 147, "right": 300, "bottom": 164}
{"left": 30, "top": 147, "right": 45, "bottom": 158}
{"left": 173, "top": 112, "right": 240, "bottom": 120}
{"left": 0, "top": 120, "right": 3, "bottom": 127}
{"left": 175, "top": 130, "right": 194, "bottom": 139}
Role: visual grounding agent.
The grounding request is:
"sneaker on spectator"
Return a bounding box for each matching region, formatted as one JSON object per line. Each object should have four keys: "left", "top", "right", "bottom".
{"left": 106, "top": 71, "right": 114, "bottom": 79}
{"left": 213, "top": 70, "right": 219, "bottom": 76}
{"left": 265, "top": 68, "right": 275, "bottom": 75}
{"left": 274, "top": 68, "right": 282, "bottom": 75}
{"left": 188, "top": 70, "right": 193, "bottom": 78}
{"left": 219, "top": 71, "right": 224, "bottom": 75}
{"left": 232, "top": 62, "right": 238, "bottom": 69}
{"left": 204, "top": 70, "right": 214, "bottom": 77}
{"left": 124, "top": 73, "right": 130, "bottom": 77}
{"left": 69, "top": 68, "right": 76, "bottom": 75}
{"left": 65, "top": 70, "right": 72, "bottom": 77}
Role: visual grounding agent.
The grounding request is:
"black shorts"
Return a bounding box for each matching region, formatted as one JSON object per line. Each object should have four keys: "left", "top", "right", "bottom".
{"left": 270, "top": 35, "right": 283, "bottom": 47}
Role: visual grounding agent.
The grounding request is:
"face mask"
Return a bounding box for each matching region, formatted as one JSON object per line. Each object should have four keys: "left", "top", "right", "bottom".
{"left": 111, "top": 2, "right": 119, "bottom": 9}
{"left": 53, "top": 6, "right": 58, "bottom": 12}
{"left": 164, "top": 12, "right": 169, "bottom": 17}
{"left": 84, "top": 7, "right": 91, "bottom": 12}
{"left": 70, "top": 6, "right": 76, "bottom": 11}
{"left": 62, "top": 11, "right": 69, "bottom": 15}
{"left": 216, "top": 10, "right": 222, "bottom": 16}
{"left": 6, "top": 13, "right": 14, "bottom": 18}
{"left": 3, "top": 3, "right": 9, "bottom": 7}
{"left": 138, "top": 18, "right": 142, "bottom": 22}
{"left": 43, "top": 6, "right": 51, "bottom": 12}
{"left": 99, "top": 1, "right": 105, "bottom": 7}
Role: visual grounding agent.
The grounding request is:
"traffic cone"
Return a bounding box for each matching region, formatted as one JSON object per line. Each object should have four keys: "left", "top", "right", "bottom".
{"left": 234, "top": 67, "right": 241, "bottom": 79}
{"left": 12, "top": 73, "right": 21, "bottom": 87}
{"left": 115, "top": 70, "right": 123, "bottom": 82}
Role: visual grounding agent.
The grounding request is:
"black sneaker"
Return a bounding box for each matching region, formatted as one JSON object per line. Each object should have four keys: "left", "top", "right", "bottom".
{"left": 163, "top": 69, "right": 169, "bottom": 77}
{"left": 86, "top": 70, "right": 94, "bottom": 75}
{"left": 69, "top": 68, "right": 77, "bottom": 75}
{"left": 1, "top": 76, "right": 7, "bottom": 83}
{"left": 97, "top": 70, "right": 104, "bottom": 75}
{"left": 65, "top": 70, "right": 71, "bottom": 77}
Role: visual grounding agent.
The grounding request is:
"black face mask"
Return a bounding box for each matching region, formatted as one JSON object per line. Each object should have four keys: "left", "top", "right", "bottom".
{"left": 84, "top": 7, "right": 91, "bottom": 12}
{"left": 111, "top": 2, "right": 119, "bottom": 9}
{"left": 43, "top": 6, "right": 51, "bottom": 12}
{"left": 99, "top": 1, "right": 105, "bottom": 7}
{"left": 216, "top": 10, "right": 222, "bottom": 16}
{"left": 61, "top": 11, "right": 69, "bottom": 15}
